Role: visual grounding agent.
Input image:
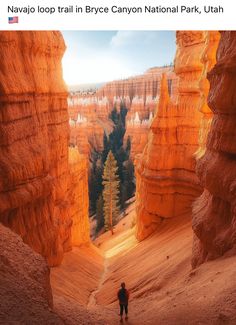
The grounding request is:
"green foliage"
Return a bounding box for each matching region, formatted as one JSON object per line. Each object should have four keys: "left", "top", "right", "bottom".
{"left": 88, "top": 105, "right": 136, "bottom": 234}
{"left": 126, "top": 136, "right": 131, "bottom": 154}
{"left": 102, "top": 132, "right": 110, "bottom": 164}
{"left": 89, "top": 152, "right": 103, "bottom": 212}
{"left": 96, "top": 194, "right": 104, "bottom": 232}
{"left": 102, "top": 106, "right": 135, "bottom": 209}
{"left": 102, "top": 151, "right": 120, "bottom": 234}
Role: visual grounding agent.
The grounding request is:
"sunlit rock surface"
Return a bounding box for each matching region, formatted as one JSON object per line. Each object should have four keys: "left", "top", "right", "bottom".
{"left": 196, "top": 31, "right": 221, "bottom": 158}
{"left": 135, "top": 32, "right": 206, "bottom": 241}
{"left": 69, "top": 148, "right": 90, "bottom": 246}
{"left": 0, "top": 31, "right": 90, "bottom": 266}
{"left": 68, "top": 67, "right": 178, "bottom": 158}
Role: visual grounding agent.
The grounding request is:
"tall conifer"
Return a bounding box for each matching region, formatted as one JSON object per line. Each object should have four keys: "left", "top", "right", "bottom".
{"left": 102, "top": 151, "right": 120, "bottom": 234}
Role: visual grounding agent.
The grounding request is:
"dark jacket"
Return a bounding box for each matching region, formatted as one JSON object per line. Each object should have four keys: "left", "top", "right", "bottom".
{"left": 117, "top": 288, "right": 130, "bottom": 305}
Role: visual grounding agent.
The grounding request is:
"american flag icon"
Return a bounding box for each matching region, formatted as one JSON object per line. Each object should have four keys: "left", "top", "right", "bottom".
{"left": 8, "top": 16, "right": 19, "bottom": 24}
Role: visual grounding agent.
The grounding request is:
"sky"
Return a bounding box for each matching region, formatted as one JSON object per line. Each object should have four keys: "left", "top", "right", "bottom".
{"left": 61, "top": 31, "right": 176, "bottom": 85}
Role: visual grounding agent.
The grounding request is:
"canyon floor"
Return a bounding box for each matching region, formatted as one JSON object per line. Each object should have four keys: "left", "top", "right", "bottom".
{"left": 51, "top": 203, "right": 236, "bottom": 324}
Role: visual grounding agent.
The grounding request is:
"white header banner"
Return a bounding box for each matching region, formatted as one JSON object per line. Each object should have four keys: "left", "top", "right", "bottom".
{"left": 0, "top": 0, "right": 235, "bottom": 30}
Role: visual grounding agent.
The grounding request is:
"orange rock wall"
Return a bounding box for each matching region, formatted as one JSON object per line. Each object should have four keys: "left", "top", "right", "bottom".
{"left": 135, "top": 32, "right": 206, "bottom": 241}
{"left": 196, "top": 31, "right": 221, "bottom": 158}
{"left": 0, "top": 31, "right": 90, "bottom": 266}
{"left": 124, "top": 124, "right": 150, "bottom": 160}
{"left": 69, "top": 148, "right": 90, "bottom": 246}
{"left": 192, "top": 31, "right": 236, "bottom": 267}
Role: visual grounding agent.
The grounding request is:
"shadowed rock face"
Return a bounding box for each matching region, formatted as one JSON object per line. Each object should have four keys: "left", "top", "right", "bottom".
{"left": 0, "top": 224, "right": 63, "bottom": 324}
{"left": 135, "top": 32, "right": 206, "bottom": 241}
{"left": 0, "top": 31, "right": 90, "bottom": 266}
{"left": 192, "top": 31, "right": 236, "bottom": 267}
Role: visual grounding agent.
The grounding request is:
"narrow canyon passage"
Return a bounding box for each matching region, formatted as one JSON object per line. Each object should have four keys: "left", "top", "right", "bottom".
{"left": 1, "top": 31, "right": 236, "bottom": 325}
{"left": 51, "top": 203, "right": 236, "bottom": 325}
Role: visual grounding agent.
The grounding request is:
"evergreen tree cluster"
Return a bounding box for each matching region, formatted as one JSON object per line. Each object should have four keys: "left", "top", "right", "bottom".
{"left": 89, "top": 105, "right": 135, "bottom": 234}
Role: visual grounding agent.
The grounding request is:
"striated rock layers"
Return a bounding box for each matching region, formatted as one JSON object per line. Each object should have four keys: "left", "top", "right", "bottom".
{"left": 197, "top": 31, "right": 221, "bottom": 158}
{"left": 98, "top": 66, "right": 178, "bottom": 120}
{"left": 135, "top": 32, "right": 206, "bottom": 241}
{"left": 68, "top": 67, "right": 178, "bottom": 158}
{"left": 192, "top": 31, "right": 236, "bottom": 267}
{"left": 0, "top": 31, "right": 90, "bottom": 266}
{"left": 68, "top": 148, "right": 90, "bottom": 246}
{"left": 0, "top": 224, "right": 63, "bottom": 324}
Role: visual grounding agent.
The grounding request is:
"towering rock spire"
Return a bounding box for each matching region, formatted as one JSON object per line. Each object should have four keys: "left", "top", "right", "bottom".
{"left": 135, "top": 32, "right": 206, "bottom": 241}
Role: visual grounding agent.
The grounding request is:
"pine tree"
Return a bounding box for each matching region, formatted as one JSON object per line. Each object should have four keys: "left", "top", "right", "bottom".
{"left": 102, "top": 151, "right": 120, "bottom": 234}
{"left": 125, "top": 136, "right": 131, "bottom": 158}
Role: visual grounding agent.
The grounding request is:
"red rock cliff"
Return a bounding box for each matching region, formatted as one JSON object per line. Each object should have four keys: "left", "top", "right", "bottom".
{"left": 0, "top": 31, "right": 90, "bottom": 266}
{"left": 135, "top": 32, "right": 205, "bottom": 241}
{"left": 192, "top": 31, "right": 236, "bottom": 267}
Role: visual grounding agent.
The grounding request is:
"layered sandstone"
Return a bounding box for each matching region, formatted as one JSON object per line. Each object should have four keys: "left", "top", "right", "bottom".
{"left": 124, "top": 112, "right": 153, "bottom": 159}
{"left": 0, "top": 31, "right": 90, "bottom": 266}
{"left": 192, "top": 31, "right": 236, "bottom": 267}
{"left": 68, "top": 96, "right": 111, "bottom": 156}
{"left": 0, "top": 224, "right": 62, "bottom": 324}
{"left": 135, "top": 32, "right": 205, "bottom": 241}
{"left": 197, "top": 31, "right": 221, "bottom": 158}
{"left": 68, "top": 148, "right": 90, "bottom": 246}
{"left": 97, "top": 66, "right": 177, "bottom": 111}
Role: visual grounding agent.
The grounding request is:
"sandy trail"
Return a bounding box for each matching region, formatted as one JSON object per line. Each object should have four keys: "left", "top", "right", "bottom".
{"left": 87, "top": 258, "right": 109, "bottom": 308}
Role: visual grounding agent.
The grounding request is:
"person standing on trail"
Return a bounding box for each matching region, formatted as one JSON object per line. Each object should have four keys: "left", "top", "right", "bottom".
{"left": 117, "top": 282, "right": 130, "bottom": 322}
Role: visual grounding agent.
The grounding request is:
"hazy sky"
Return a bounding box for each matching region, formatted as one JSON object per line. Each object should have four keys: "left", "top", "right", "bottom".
{"left": 61, "top": 31, "right": 176, "bottom": 85}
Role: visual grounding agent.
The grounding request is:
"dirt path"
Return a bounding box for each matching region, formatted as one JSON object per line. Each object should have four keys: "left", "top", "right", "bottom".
{"left": 87, "top": 257, "right": 109, "bottom": 309}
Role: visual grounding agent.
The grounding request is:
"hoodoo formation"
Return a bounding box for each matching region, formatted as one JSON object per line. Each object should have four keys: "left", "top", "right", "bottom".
{"left": 68, "top": 66, "right": 178, "bottom": 159}
{"left": 135, "top": 31, "right": 207, "bottom": 240}
{"left": 0, "top": 31, "right": 90, "bottom": 266}
{"left": 192, "top": 31, "right": 236, "bottom": 267}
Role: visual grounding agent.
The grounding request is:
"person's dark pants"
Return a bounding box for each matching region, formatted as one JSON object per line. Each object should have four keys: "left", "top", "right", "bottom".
{"left": 120, "top": 304, "right": 128, "bottom": 316}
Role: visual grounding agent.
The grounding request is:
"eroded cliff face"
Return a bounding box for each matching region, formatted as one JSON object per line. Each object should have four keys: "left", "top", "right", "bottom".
{"left": 197, "top": 31, "right": 221, "bottom": 158}
{"left": 69, "top": 148, "right": 90, "bottom": 246}
{"left": 0, "top": 224, "right": 63, "bottom": 324}
{"left": 0, "top": 31, "right": 90, "bottom": 266}
{"left": 135, "top": 32, "right": 205, "bottom": 241}
{"left": 68, "top": 67, "right": 178, "bottom": 159}
{"left": 192, "top": 31, "right": 236, "bottom": 267}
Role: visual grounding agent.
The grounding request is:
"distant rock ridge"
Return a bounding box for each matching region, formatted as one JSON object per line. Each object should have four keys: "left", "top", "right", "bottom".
{"left": 68, "top": 66, "right": 178, "bottom": 158}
